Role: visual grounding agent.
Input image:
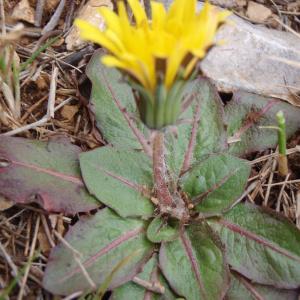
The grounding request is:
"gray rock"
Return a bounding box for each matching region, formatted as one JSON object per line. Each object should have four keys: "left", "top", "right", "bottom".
{"left": 201, "top": 13, "right": 300, "bottom": 105}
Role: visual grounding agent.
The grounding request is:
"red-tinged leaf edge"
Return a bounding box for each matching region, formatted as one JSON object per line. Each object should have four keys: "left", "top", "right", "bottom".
{"left": 0, "top": 136, "right": 99, "bottom": 214}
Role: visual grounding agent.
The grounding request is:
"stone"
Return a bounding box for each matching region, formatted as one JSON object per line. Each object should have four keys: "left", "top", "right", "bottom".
{"left": 246, "top": 1, "right": 272, "bottom": 23}
{"left": 11, "top": 0, "right": 35, "bottom": 24}
{"left": 65, "top": 0, "right": 113, "bottom": 50}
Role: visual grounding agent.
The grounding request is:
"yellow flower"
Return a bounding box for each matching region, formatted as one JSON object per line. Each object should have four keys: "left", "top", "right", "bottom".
{"left": 75, "top": 0, "right": 230, "bottom": 129}
{"left": 75, "top": 0, "right": 230, "bottom": 93}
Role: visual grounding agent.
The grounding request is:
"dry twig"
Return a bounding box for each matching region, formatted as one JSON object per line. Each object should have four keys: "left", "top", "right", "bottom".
{"left": 42, "top": 0, "right": 66, "bottom": 34}
{"left": 53, "top": 231, "right": 96, "bottom": 290}
{"left": 35, "top": 0, "right": 46, "bottom": 27}
{"left": 17, "top": 216, "right": 40, "bottom": 300}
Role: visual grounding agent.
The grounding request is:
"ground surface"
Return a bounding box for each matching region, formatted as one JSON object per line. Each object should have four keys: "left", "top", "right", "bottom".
{"left": 0, "top": 0, "right": 300, "bottom": 299}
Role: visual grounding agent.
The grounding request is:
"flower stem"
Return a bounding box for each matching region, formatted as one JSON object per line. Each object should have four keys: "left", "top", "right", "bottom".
{"left": 152, "top": 130, "right": 174, "bottom": 208}
{"left": 276, "top": 111, "right": 288, "bottom": 176}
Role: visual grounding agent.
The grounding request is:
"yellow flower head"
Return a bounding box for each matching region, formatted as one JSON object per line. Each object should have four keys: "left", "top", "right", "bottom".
{"left": 75, "top": 0, "right": 230, "bottom": 93}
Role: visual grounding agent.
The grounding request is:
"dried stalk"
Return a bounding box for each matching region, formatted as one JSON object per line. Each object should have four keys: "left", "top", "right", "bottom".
{"left": 0, "top": 0, "right": 6, "bottom": 36}
{"left": 42, "top": 0, "right": 66, "bottom": 34}
{"left": 53, "top": 231, "right": 96, "bottom": 290}
{"left": 47, "top": 65, "right": 58, "bottom": 118}
{"left": 0, "top": 97, "right": 73, "bottom": 136}
{"left": 35, "top": 0, "right": 45, "bottom": 27}
{"left": 132, "top": 276, "right": 165, "bottom": 294}
{"left": 17, "top": 216, "right": 40, "bottom": 300}
{"left": 0, "top": 241, "right": 22, "bottom": 289}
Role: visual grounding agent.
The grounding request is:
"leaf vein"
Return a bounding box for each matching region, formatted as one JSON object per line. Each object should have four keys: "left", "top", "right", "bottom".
{"left": 220, "top": 219, "right": 300, "bottom": 262}
{"left": 181, "top": 231, "right": 207, "bottom": 300}
{"left": 11, "top": 160, "right": 83, "bottom": 185}
{"left": 60, "top": 227, "right": 144, "bottom": 283}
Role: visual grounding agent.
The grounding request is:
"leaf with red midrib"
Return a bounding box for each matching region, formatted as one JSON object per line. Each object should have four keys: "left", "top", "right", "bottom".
{"left": 80, "top": 146, "right": 154, "bottom": 218}
{"left": 209, "top": 203, "right": 300, "bottom": 288}
{"left": 43, "top": 208, "right": 154, "bottom": 295}
{"left": 159, "top": 223, "right": 229, "bottom": 300}
{"left": 179, "top": 153, "right": 250, "bottom": 215}
{"left": 165, "top": 79, "right": 227, "bottom": 181}
{"left": 86, "top": 50, "right": 150, "bottom": 153}
{"left": 0, "top": 137, "right": 99, "bottom": 214}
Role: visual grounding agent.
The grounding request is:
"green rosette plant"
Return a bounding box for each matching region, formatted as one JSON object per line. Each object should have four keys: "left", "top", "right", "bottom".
{"left": 40, "top": 49, "right": 300, "bottom": 299}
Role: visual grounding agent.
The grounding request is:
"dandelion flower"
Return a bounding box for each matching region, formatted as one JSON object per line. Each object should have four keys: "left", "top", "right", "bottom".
{"left": 75, "top": 0, "right": 230, "bottom": 129}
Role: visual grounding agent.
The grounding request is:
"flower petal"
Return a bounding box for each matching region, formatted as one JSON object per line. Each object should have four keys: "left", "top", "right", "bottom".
{"left": 151, "top": 1, "right": 166, "bottom": 30}
{"left": 165, "top": 46, "right": 186, "bottom": 88}
{"left": 98, "top": 7, "right": 121, "bottom": 36}
{"left": 74, "top": 19, "right": 119, "bottom": 54}
{"left": 102, "top": 55, "right": 147, "bottom": 89}
{"left": 128, "top": 0, "right": 148, "bottom": 26}
{"left": 75, "top": 0, "right": 230, "bottom": 93}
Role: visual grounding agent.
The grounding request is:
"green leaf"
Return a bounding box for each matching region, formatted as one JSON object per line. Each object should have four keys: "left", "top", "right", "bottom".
{"left": 226, "top": 272, "right": 298, "bottom": 300}
{"left": 209, "top": 203, "right": 300, "bottom": 288}
{"left": 165, "top": 78, "right": 227, "bottom": 180}
{"left": 86, "top": 50, "right": 148, "bottom": 150}
{"left": 159, "top": 222, "right": 229, "bottom": 300}
{"left": 180, "top": 154, "right": 250, "bottom": 215}
{"left": 0, "top": 136, "right": 99, "bottom": 214}
{"left": 43, "top": 208, "right": 154, "bottom": 296}
{"left": 147, "top": 217, "right": 180, "bottom": 243}
{"left": 112, "top": 255, "right": 177, "bottom": 300}
{"left": 97, "top": 249, "right": 143, "bottom": 298}
{"left": 80, "top": 146, "right": 154, "bottom": 218}
{"left": 225, "top": 91, "right": 300, "bottom": 156}
{"left": 191, "top": 79, "right": 227, "bottom": 159}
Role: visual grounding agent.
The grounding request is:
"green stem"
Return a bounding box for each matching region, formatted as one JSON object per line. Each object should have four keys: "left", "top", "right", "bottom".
{"left": 20, "top": 36, "right": 59, "bottom": 71}
{"left": 276, "top": 111, "right": 286, "bottom": 156}
{"left": 164, "top": 81, "right": 183, "bottom": 125}
{"left": 154, "top": 84, "right": 166, "bottom": 129}
{"left": 276, "top": 111, "right": 288, "bottom": 176}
